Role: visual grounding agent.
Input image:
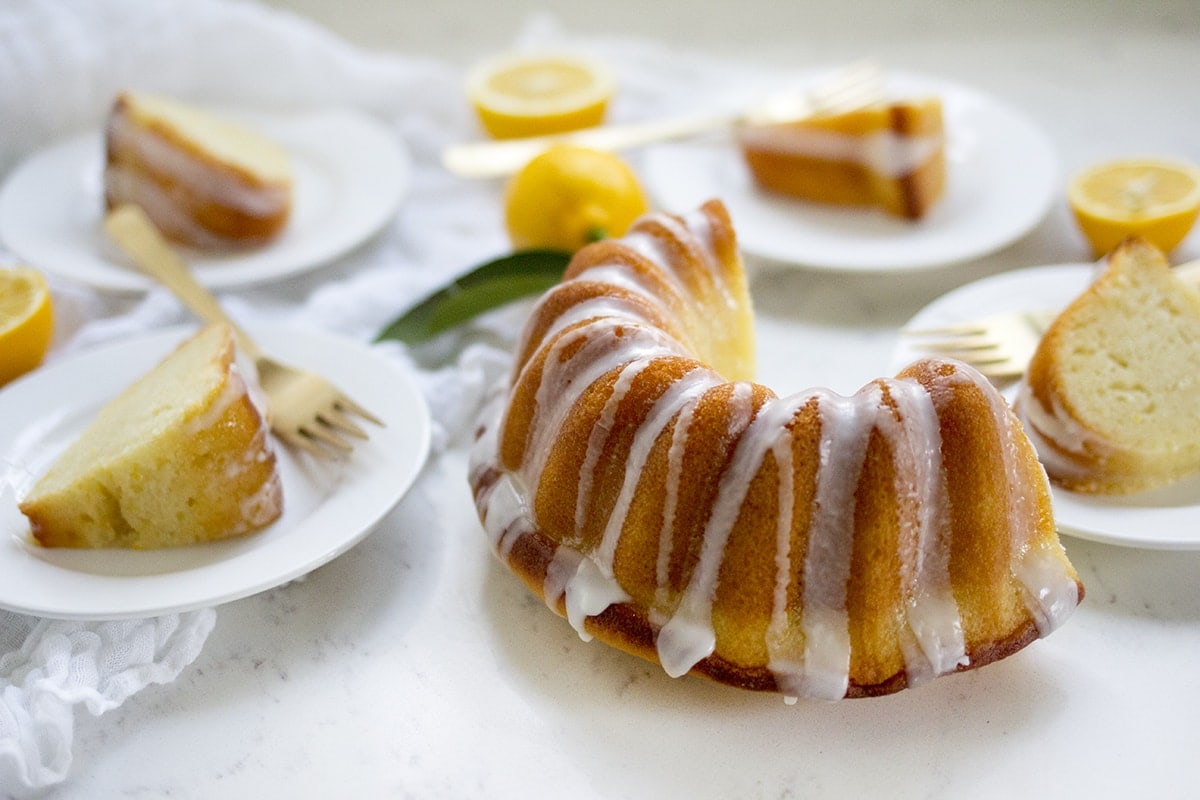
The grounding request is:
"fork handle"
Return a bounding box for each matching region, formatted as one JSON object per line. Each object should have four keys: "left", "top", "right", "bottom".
{"left": 442, "top": 111, "right": 738, "bottom": 179}
{"left": 104, "top": 204, "right": 264, "bottom": 359}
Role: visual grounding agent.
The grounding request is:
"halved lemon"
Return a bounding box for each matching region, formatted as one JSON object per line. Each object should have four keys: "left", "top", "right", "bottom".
{"left": 467, "top": 53, "right": 614, "bottom": 140}
{"left": 0, "top": 266, "right": 55, "bottom": 385}
{"left": 1068, "top": 157, "right": 1200, "bottom": 256}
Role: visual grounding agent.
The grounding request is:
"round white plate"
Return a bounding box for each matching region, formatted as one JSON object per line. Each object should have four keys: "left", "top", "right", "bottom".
{"left": 643, "top": 70, "right": 1058, "bottom": 272}
{"left": 892, "top": 262, "right": 1200, "bottom": 549}
{"left": 0, "top": 107, "right": 410, "bottom": 292}
{"left": 0, "top": 323, "right": 431, "bottom": 619}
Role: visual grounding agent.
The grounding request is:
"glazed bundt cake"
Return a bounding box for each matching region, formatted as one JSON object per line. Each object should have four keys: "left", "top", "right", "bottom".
{"left": 1016, "top": 237, "right": 1200, "bottom": 495}
{"left": 20, "top": 323, "right": 283, "bottom": 549}
{"left": 468, "top": 200, "right": 1082, "bottom": 700}
{"left": 104, "top": 91, "right": 293, "bottom": 249}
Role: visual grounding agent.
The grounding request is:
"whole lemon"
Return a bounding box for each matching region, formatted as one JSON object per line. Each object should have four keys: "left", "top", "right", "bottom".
{"left": 504, "top": 145, "right": 649, "bottom": 252}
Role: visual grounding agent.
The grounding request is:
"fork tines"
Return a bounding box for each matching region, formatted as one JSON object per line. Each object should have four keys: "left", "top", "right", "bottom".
{"left": 901, "top": 309, "right": 1058, "bottom": 381}
{"left": 278, "top": 404, "right": 376, "bottom": 459}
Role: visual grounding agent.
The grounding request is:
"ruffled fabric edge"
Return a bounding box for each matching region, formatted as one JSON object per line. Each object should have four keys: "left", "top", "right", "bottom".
{"left": 0, "top": 610, "right": 216, "bottom": 793}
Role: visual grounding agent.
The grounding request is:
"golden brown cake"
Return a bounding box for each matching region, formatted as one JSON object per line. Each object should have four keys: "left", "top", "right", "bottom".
{"left": 104, "top": 91, "right": 293, "bottom": 249}
{"left": 19, "top": 323, "right": 283, "bottom": 549}
{"left": 468, "top": 199, "right": 1082, "bottom": 700}
{"left": 737, "top": 98, "right": 946, "bottom": 219}
{"left": 1016, "top": 237, "right": 1200, "bottom": 494}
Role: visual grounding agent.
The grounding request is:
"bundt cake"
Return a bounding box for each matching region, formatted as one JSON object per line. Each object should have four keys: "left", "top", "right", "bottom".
{"left": 468, "top": 199, "right": 1082, "bottom": 700}
{"left": 1016, "top": 237, "right": 1200, "bottom": 494}
{"left": 104, "top": 90, "right": 293, "bottom": 249}
{"left": 19, "top": 323, "right": 283, "bottom": 549}
{"left": 737, "top": 97, "right": 946, "bottom": 219}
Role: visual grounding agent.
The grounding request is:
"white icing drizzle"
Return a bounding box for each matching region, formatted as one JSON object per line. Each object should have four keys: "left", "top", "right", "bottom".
{"left": 542, "top": 547, "right": 632, "bottom": 644}
{"left": 520, "top": 321, "right": 666, "bottom": 487}
{"left": 739, "top": 125, "right": 944, "bottom": 178}
{"left": 655, "top": 381, "right": 756, "bottom": 676}
{"left": 974, "top": 376, "right": 1080, "bottom": 634}
{"left": 574, "top": 357, "right": 652, "bottom": 538}
{"left": 653, "top": 389, "right": 701, "bottom": 616}
{"left": 1013, "top": 382, "right": 1109, "bottom": 482}
{"left": 468, "top": 206, "right": 1079, "bottom": 700}
{"left": 594, "top": 370, "right": 721, "bottom": 578}
{"left": 764, "top": 426, "right": 798, "bottom": 688}
{"left": 883, "top": 381, "right": 966, "bottom": 682}
{"left": 797, "top": 391, "right": 874, "bottom": 699}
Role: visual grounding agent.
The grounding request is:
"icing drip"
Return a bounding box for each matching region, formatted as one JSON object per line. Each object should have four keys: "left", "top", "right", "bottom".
{"left": 519, "top": 319, "right": 674, "bottom": 487}
{"left": 883, "top": 381, "right": 966, "bottom": 681}
{"left": 575, "top": 358, "right": 652, "bottom": 538}
{"left": 969, "top": 370, "right": 1080, "bottom": 634}
{"left": 1013, "top": 382, "right": 1108, "bottom": 482}
{"left": 765, "top": 428, "right": 798, "bottom": 690}
{"left": 796, "top": 391, "right": 875, "bottom": 699}
{"left": 654, "top": 391, "right": 700, "bottom": 616}
{"left": 480, "top": 472, "right": 530, "bottom": 559}
{"left": 656, "top": 382, "right": 756, "bottom": 676}
{"left": 543, "top": 547, "right": 632, "bottom": 642}
{"left": 595, "top": 370, "right": 721, "bottom": 576}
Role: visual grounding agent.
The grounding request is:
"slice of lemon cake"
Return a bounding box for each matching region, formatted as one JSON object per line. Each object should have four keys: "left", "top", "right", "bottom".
{"left": 19, "top": 323, "right": 283, "bottom": 549}
{"left": 1017, "top": 237, "right": 1200, "bottom": 494}
{"left": 737, "top": 97, "right": 946, "bottom": 219}
{"left": 104, "top": 91, "right": 293, "bottom": 249}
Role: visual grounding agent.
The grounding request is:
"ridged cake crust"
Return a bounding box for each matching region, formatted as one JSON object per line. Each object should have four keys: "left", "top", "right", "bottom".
{"left": 104, "top": 91, "right": 293, "bottom": 249}
{"left": 20, "top": 324, "right": 283, "bottom": 549}
{"left": 470, "top": 200, "right": 1081, "bottom": 699}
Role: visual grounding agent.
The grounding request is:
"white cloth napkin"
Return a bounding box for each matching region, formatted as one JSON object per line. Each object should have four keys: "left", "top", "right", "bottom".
{"left": 0, "top": 1, "right": 770, "bottom": 792}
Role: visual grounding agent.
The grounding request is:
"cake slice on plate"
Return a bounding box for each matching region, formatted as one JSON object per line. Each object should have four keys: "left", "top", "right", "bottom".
{"left": 737, "top": 97, "right": 946, "bottom": 219}
{"left": 1017, "top": 237, "right": 1200, "bottom": 494}
{"left": 20, "top": 323, "right": 283, "bottom": 549}
{"left": 104, "top": 91, "right": 293, "bottom": 249}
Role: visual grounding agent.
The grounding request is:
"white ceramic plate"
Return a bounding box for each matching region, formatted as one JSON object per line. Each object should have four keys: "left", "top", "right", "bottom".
{"left": 0, "top": 107, "right": 410, "bottom": 292}
{"left": 0, "top": 323, "right": 431, "bottom": 619}
{"left": 643, "top": 70, "right": 1058, "bottom": 272}
{"left": 891, "top": 262, "right": 1200, "bottom": 549}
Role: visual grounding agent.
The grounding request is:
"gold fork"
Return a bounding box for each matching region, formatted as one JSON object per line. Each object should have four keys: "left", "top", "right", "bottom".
{"left": 442, "top": 60, "right": 885, "bottom": 179}
{"left": 902, "top": 259, "right": 1200, "bottom": 381}
{"left": 104, "top": 204, "right": 383, "bottom": 458}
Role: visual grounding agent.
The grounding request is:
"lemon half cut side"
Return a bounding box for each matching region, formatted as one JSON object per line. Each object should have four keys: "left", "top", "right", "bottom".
{"left": 1068, "top": 157, "right": 1200, "bottom": 256}
{"left": 0, "top": 266, "right": 55, "bottom": 385}
{"left": 468, "top": 52, "right": 615, "bottom": 140}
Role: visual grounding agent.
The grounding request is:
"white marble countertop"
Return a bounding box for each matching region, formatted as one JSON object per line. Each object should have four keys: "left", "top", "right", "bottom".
{"left": 35, "top": 1, "right": 1200, "bottom": 797}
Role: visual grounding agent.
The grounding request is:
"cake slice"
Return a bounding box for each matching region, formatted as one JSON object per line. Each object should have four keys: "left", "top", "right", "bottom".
{"left": 737, "top": 97, "right": 946, "bottom": 219}
{"left": 104, "top": 91, "right": 293, "bottom": 249}
{"left": 19, "top": 323, "right": 283, "bottom": 549}
{"left": 1016, "top": 237, "right": 1200, "bottom": 494}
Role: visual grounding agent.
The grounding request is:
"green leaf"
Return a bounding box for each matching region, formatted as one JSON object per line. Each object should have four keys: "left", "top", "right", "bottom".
{"left": 376, "top": 249, "right": 571, "bottom": 344}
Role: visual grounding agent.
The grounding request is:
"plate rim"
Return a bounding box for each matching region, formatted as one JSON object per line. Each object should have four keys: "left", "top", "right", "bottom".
{"left": 0, "top": 105, "right": 411, "bottom": 292}
{"left": 0, "top": 322, "right": 432, "bottom": 619}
